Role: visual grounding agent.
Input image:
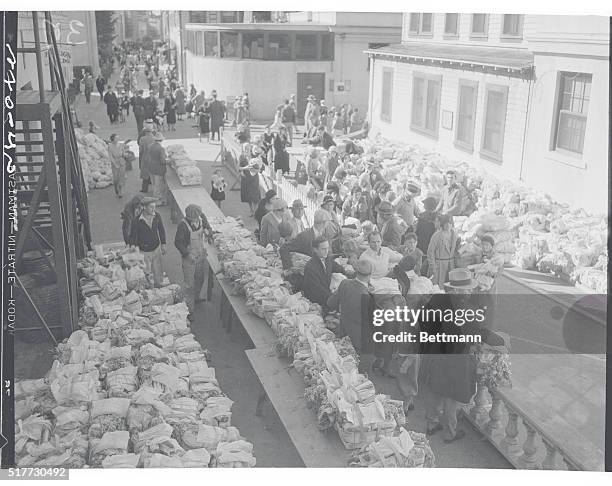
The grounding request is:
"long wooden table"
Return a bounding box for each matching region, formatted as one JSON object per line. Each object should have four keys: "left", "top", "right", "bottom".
{"left": 166, "top": 173, "right": 349, "bottom": 467}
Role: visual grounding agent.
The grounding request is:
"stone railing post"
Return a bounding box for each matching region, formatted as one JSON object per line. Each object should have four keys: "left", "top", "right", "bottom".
{"left": 518, "top": 420, "right": 541, "bottom": 469}
{"left": 500, "top": 409, "right": 521, "bottom": 458}
{"left": 541, "top": 437, "right": 558, "bottom": 470}
{"left": 470, "top": 380, "right": 489, "bottom": 425}
{"left": 485, "top": 387, "right": 504, "bottom": 437}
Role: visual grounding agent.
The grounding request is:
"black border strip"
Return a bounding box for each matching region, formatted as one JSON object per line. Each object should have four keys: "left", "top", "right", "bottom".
{"left": 1, "top": 9, "right": 17, "bottom": 468}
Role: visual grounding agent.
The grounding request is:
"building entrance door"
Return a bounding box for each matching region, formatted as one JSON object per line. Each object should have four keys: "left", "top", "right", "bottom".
{"left": 297, "top": 72, "right": 325, "bottom": 123}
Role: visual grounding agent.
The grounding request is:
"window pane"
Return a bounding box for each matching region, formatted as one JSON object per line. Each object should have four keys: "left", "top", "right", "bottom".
{"left": 295, "top": 34, "right": 317, "bottom": 60}
{"left": 268, "top": 33, "right": 291, "bottom": 60}
{"left": 445, "top": 14, "right": 458, "bottom": 34}
{"left": 205, "top": 32, "right": 219, "bottom": 57}
{"left": 457, "top": 85, "right": 475, "bottom": 144}
{"left": 483, "top": 91, "right": 504, "bottom": 153}
{"left": 321, "top": 34, "right": 334, "bottom": 60}
{"left": 472, "top": 14, "right": 487, "bottom": 34}
{"left": 409, "top": 13, "right": 420, "bottom": 32}
{"left": 221, "top": 12, "right": 237, "bottom": 23}
{"left": 220, "top": 32, "right": 239, "bottom": 57}
{"left": 242, "top": 33, "right": 264, "bottom": 59}
{"left": 421, "top": 13, "right": 433, "bottom": 33}
{"left": 412, "top": 77, "right": 425, "bottom": 127}
{"left": 557, "top": 113, "right": 586, "bottom": 153}
{"left": 503, "top": 14, "right": 521, "bottom": 36}
{"left": 425, "top": 79, "right": 440, "bottom": 131}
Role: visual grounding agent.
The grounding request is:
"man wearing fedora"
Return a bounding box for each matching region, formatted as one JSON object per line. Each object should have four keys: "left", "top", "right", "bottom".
{"left": 376, "top": 201, "right": 404, "bottom": 251}
{"left": 287, "top": 199, "right": 305, "bottom": 238}
{"left": 421, "top": 268, "right": 506, "bottom": 443}
{"left": 130, "top": 197, "right": 166, "bottom": 288}
{"left": 148, "top": 132, "right": 168, "bottom": 206}
{"left": 280, "top": 209, "right": 333, "bottom": 270}
{"left": 301, "top": 237, "right": 346, "bottom": 308}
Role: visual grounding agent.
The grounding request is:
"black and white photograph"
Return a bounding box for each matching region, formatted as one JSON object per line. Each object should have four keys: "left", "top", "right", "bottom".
{"left": 1, "top": 3, "right": 610, "bottom": 478}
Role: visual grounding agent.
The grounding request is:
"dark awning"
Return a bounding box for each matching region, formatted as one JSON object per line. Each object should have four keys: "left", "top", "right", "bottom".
{"left": 365, "top": 42, "right": 534, "bottom": 79}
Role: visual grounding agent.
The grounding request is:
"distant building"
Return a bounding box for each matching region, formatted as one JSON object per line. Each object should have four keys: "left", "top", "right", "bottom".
{"left": 17, "top": 11, "right": 100, "bottom": 90}
{"left": 367, "top": 13, "right": 609, "bottom": 214}
{"left": 170, "top": 11, "right": 402, "bottom": 121}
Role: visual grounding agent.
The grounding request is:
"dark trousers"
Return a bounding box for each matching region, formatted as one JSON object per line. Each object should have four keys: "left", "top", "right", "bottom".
{"left": 141, "top": 177, "right": 151, "bottom": 193}
{"left": 136, "top": 117, "right": 144, "bottom": 137}
{"left": 84, "top": 89, "right": 91, "bottom": 103}
{"left": 98, "top": 88, "right": 104, "bottom": 101}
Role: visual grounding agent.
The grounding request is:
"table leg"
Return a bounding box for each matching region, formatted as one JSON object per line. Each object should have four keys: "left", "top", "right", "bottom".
{"left": 255, "top": 392, "right": 268, "bottom": 417}
{"left": 206, "top": 264, "right": 214, "bottom": 301}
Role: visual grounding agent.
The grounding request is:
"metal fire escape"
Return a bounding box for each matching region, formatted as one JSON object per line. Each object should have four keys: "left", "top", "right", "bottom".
{"left": 14, "top": 11, "right": 92, "bottom": 343}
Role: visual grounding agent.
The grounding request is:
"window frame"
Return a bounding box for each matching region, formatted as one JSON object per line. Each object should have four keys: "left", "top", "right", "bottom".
{"left": 480, "top": 83, "right": 509, "bottom": 163}
{"left": 444, "top": 13, "right": 460, "bottom": 39}
{"left": 204, "top": 31, "right": 219, "bottom": 57}
{"left": 454, "top": 79, "right": 478, "bottom": 153}
{"left": 380, "top": 67, "right": 394, "bottom": 123}
{"left": 551, "top": 71, "right": 592, "bottom": 158}
{"left": 242, "top": 32, "right": 265, "bottom": 59}
{"left": 410, "top": 72, "right": 442, "bottom": 139}
{"left": 408, "top": 13, "right": 434, "bottom": 37}
{"left": 295, "top": 33, "right": 318, "bottom": 61}
{"left": 501, "top": 14, "right": 524, "bottom": 40}
{"left": 470, "top": 14, "right": 489, "bottom": 39}
{"left": 220, "top": 31, "right": 240, "bottom": 58}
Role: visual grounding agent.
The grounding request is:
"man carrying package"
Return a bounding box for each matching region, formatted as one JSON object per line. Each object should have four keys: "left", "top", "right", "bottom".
{"left": 174, "top": 204, "right": 213, "bottom": 321}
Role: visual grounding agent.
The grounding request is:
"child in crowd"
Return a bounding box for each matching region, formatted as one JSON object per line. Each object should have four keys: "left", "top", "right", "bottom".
{"left": 210, "top": 169, "right": 227, "bottom": 208}
{"left": 88, "top": 120, "right": 99, "bottom": 134}
{"left": 402, "top": 232, "right": 423, "bottom": 276}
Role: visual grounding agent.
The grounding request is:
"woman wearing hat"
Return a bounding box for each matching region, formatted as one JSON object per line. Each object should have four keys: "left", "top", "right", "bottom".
{"left": 260, "top": 198, "right": 289, "bottom": 247}
{"left": 238, "top": 145, "right": 261, "bottom": 216}
{"left": 254, "top": 189, "right": 277, "bottom": 230}
{"left": 121, "top": 194, "right": 144, "bottom": 246}
{"left": 427, "top": 213, "right": 459, "bottom": 286}
{"left": 376, "top": 200, "right": 404, "bottom": 251}
{"left": 174, "top": 85, "right": 186, "bottom": 121}
{"left": 108, "top": 134, "right": 127, "bottom": 198}
{"left": 138, "top": 125, "right": 155, "bottom": 193}
{"left": 273, "top": 125, "right": 290, "bottom": 175}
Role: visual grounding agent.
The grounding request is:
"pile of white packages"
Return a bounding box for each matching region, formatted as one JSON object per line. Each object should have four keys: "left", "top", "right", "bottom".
{"left": 14, "top": 246, "right": 255, "bottom": 468}
{"left": 75, "top": 129, "right": 113, "bottom": 190}
{"left": 166, "top": 144, "right": 202, "bottom": 187}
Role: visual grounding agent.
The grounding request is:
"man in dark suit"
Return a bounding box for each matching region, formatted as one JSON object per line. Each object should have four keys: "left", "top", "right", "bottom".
{"left": 327, "top": 260, "right": 374, "bottom": 366}
{"left": 301, "top": 237, "right": 345, "bottom": 308}
{"left": 280, "top": 209, "right": 332, "bottom": 269}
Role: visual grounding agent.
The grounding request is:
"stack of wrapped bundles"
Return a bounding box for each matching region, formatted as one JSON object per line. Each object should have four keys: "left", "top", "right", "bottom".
{"left": 288, "top": 136, "right": 606, "bottom": 293}
{"left": 208, "top": 215, "right": 434, "bottom": 466}
{"left": 75, "top": 128, "right": 113, "bottom": 190}
{"left": 14, "top": 245, "right": 255, "bottom": 468}
{"left": 165, "top": 144, "right": 202, "bottom": 187}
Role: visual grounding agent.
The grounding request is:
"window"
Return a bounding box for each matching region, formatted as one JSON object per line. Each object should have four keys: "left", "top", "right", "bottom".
{"left": 242, "top": 33, "right": 264, "bottom": 59}
{"left": 204, "top": 31, "right": 218, "bottom": 57}
{"left": 321, "top": 34, "right": 334, "bottom": 61}
{"left": 295, "top": 34, "right": 317, "bottom": 60}
{"left": 471, "top": 14, "right": 489, "bottom": 38}
{"left": 267, "top": 33, "right": 291, "bottom": 60}
{"left": 502, "top": 14, "right": 523, "bottom": 38}
{"left": 455, "top": 80, "right": 478, "bottom": 152}
{"left": 444, "top": 13, "right": 459, "bottom": 36}
{"left": 220, "top": 32, "right": 239, "bottom": 57}
{"left": 381, "top": 68, "right": 393, "bottom": 122}
{"left": 408, "top": 13, "right": 434, "bottom": 36}
{"left": 553, "top": 72, "right": 591, "bottom": 155}
{"left": 481, "top": 84, "right": 508, "bottom": 161}
{"left": 411, "top": 73, "right": 442, "bottom": 138}
{"left": 221, "top": 11, "right": 238, "bottom": 23}
{"left": 195, "top": 32, "right": 204, "bottom": 56}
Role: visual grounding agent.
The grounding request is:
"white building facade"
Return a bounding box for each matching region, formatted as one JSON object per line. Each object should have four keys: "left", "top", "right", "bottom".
{"left": 367, "top": 13, "right": 609, "bottom": 214}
